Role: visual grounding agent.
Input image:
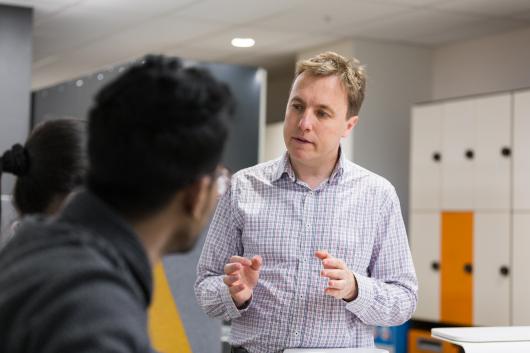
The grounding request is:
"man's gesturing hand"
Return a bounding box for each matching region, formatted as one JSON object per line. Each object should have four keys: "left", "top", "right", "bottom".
{"left": 223, "top": 255, "right": 262, "bottom": 308}
{"left": 316, "top": 250, "right": 358, "bottom": 301}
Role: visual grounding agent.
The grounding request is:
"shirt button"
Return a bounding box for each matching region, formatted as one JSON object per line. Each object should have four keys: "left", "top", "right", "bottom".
{"left": 295, "top": 331, "right": 299, "bottom": 336}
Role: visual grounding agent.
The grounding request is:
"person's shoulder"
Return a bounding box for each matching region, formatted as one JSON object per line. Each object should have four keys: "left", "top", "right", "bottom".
{"left": 231, "top": 157, "right": 283, "bottom": 187}
{"left": 344, "top": 160, "right": 396, "bottom": 194}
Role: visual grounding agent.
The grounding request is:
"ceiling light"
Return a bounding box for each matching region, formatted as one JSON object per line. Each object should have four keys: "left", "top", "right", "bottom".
{"left": 231, "top": 38, "right": 255, "bottom": 48}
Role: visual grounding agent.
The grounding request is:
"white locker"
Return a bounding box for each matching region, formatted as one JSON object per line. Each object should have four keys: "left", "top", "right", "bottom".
{"left": 512, "top": 213, "right": 530, "bottom": 325}
{"left": 410, "top": 104, "right": 443, "bottom": 211}
{"left": 474, "top": 94, "right": 512, "bottom": 211}
{"left": 442, "top": 99, "right": 475, "bottom": 210}
{"left": 513, "top": 90, "right": 530, "bottom": 211}
{"left": 473, "top": 212, "right": 511, "bottom": 326}
{"left": 410, "top": 212, "right": 440, "bottom": 322}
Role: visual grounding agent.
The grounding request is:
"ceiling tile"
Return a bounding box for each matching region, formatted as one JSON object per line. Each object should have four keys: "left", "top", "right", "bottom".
{"left": 254, "top": 0, "right": 411, "bottom": 35}
{"left": 177, "top": 0, "right": 305, "bottom": 24}
{"left": 414, "top": 18, "right": 529, "bottom": 45}
{"left": 349, "top": 8, "right": 482, "bottom": 44}
{"left": 432, "top": 0, "right": 530, "bottom": 18}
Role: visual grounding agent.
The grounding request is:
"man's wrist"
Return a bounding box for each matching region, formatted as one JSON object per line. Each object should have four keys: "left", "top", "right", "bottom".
{"left": 234, "top": 294, "right": 252, "bottom": 309}
{"left": 343, "top": 273, "right": 358, "bottom": 302}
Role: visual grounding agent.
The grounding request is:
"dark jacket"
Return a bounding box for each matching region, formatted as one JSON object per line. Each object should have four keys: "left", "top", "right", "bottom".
{"left": 0, "top": 191, "right": 154, "bottom": 352}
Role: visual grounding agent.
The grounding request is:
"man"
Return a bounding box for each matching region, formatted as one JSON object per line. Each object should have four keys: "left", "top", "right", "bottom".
{"left": 195, "top": 52, "right": 417, "bottom": 353}
{"left": 0, "top": 55, "right": 233, "bottom": 352}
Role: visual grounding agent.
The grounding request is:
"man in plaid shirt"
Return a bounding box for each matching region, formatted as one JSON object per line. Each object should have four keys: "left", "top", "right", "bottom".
{"left": 195, "top": 51, "right": 418, "bottom": 353}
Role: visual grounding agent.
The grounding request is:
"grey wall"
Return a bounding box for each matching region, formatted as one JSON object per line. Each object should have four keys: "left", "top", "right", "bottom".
{"left": 266, "top": 64, "right": 294, "bottom": 124}
{"left": 352, "top": 40, "right": 432, "bottom": 225}
{"left": 0, "top": 5, "right": 32, "bottom": 195}
{"left": 433, "top": 25, "right": 530, "bottom": 100}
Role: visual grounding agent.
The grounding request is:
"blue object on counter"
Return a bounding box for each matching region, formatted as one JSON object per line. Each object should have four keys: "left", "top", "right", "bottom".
{"left": 374, "top": 322, "right": 410, "bottom": 353}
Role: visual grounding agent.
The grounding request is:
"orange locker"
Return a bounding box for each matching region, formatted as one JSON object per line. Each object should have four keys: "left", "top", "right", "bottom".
{"left": 408, "top": 329, "right": 460, "bottom": 353}
{"left": 440, "top": 212, "right": 473, "bottom": 325}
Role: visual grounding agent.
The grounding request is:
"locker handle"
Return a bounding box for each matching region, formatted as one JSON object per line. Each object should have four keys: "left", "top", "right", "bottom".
{"left": 501, "top": 147, "right": 511, "bottom": 157}
{"left": 464, "top": 263, "right": 473, "bottom": 274}
{"left": 464, "top": 149, "right": 474, "bottom": 160}
{"left": 431, "top": 261, "right": 440, "bottom": 271}
{"left": 416, "top": 338, "right": 442, "bottom": 352}
{"left": 500, "top": 266, "right": 510, "bottom": 276}
{"left": 432, "top": 152, "right": 441, "bottom": 162}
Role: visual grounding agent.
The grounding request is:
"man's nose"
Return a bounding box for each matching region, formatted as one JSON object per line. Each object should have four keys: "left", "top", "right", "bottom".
{"left": 298, "top": 111, "right": 314, "bottom": 131}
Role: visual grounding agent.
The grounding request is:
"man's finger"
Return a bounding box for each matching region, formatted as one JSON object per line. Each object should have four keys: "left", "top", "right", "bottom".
{"left": 322, "top": 257, "right": 347, "bottom": 270}
{"left": 250, "top": 255, "right": 262, "bottom": 271}
{"left": 228, "top": 283, "right": 246, "bottom": 295}
{"left": 229, "top": 256, "right": 252, "bottom": 266}
{"left": 320, "top": 269, "right": 345, "bottom": 280}
{"left": 223, "top": 275, "right": 240, "bottom": 286}
{"left": 224, "top": 263, "right": 242, "bottom": 275}
{"left": 327, "top": 279, "right": 347, "bottom": 290}
{"left": 315, "top": 250, "right": 329, "bottom": 260}
{"left": 324, "top": 288, "right": 341, "bottom": 298}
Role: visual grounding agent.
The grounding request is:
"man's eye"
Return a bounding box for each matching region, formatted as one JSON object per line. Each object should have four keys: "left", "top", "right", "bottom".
{"left": 317, "top": 110, "right": 330, "bottom": 118}
{"left": 292, "top": 104, "right": 303, "bottom": 111}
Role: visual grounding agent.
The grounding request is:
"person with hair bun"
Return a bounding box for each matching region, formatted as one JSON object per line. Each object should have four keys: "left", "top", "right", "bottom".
{"left": 0, "top": 118, "right": 87, "bottom": 244}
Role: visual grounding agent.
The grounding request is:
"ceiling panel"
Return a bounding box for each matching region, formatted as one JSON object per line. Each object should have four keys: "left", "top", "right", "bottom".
{"left": 254, "top": 0, "right": 411, "bottom": 35}
{"left": 432, "top": 0, "right": 530, "bottom": 18}
{"left": 177, "top": 0, "right": 305, "bottom": 24}
{"left": 2, "top": 0, "right": 528, "bottom": 89}
{"left": 349, "top": 8, "right": 486, "bottom": 44}
{"left": 414, "top": 17, "right": 528, "bottom": 45}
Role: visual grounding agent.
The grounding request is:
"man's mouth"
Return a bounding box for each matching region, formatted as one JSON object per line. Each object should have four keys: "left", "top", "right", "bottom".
{"left": 293, "top": 136, "right": 312, "bottom": 144}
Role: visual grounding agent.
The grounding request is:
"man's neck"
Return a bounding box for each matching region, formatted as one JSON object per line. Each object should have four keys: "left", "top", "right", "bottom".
{"left": 289, "top": 150, "right": 340, "bottom": 190}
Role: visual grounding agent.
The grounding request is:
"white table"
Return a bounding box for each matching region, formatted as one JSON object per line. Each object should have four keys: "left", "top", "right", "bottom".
{"left": 284, "top": 349, "right": 387, "bottom": 353}
{"left": 432, "top": 326, "right": 530, "bottom": 353}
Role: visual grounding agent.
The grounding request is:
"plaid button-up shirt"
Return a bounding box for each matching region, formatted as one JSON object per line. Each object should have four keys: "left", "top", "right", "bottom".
{"left": 195, "top": 151, "right": 417, "bottom": 353}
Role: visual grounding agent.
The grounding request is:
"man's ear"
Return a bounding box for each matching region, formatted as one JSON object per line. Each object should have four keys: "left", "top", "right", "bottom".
{"left": 183, "top": 176, "right": 212, "bottom": 219}
{"left": 342, "top": 115, "right": 358, "bottom": 138}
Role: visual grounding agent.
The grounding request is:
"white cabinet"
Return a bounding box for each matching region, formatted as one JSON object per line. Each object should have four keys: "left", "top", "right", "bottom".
{"left": 441, "top": 99, "right": 475, "bottom": 210}
{"left": 474, "top": 94, "right": 511, "bottom": 210}
{"left": 512, "top": 213, "right": 530, "bottom": 325}
{"left": 513, "top": 90, "right": 530, "bottom": 211}
{"left": 409, "top": 91, "right": 525, "bottom": 327}
{"left": 410, "top": 212, "right": 440, "bottom": 322}
{"left": 410, "top": 104, "right": 443, "bottom": 211}
{"left": 473, "top": 212, "right": 511, "bottom": 326}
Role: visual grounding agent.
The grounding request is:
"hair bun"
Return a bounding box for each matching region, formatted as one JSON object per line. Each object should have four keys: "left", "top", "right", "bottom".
{"left": 1, "top": 144, "right": 30, "bottom": 176}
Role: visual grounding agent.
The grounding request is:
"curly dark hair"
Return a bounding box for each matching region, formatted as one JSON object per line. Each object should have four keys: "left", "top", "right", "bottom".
{"left": 86, "top": 55, "right": 234, "bottom": 217}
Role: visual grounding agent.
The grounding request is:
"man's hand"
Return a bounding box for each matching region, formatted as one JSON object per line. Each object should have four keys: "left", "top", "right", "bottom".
{"left": 315, "top": 250, "right": 358, "bottom": 301}
{"left": 223, "top": 255, "right": 262, "bottom": 308}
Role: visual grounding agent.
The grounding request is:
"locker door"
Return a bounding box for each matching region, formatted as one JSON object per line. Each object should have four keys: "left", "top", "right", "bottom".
{"left": 441, "top": 212, "right": 473, "bottom": 325}
{"left": 410, "top": 104, "right": 443, "bottom": 211}
{"left": 442, "top": 99, "right": 475, "bottom": 210}
{"left": 512, "top": 213, "right": 530, "bottom": 325}
{"left": 513, "top": 90, "right": 530, "bottom": 211}
{"left": 474, "top": 94, "right": 511, "bottom": 210}
{"left": 473, "top": 212, "right": 510, "bottom": 326}
{"left": 410, "top": 212, "right": 440, "bottom": 322}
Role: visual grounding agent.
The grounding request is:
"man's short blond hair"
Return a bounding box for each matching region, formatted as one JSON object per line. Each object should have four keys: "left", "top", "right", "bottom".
{"left": 295, "top": 51, "right": 366, "bottom": 117}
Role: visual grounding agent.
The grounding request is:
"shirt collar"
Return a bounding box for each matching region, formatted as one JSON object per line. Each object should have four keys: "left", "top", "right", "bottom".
{"left": 272, "top": 146, "right": 346, "bottom": 184}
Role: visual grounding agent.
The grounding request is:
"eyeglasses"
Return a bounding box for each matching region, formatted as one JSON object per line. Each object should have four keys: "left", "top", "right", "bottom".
{"left": 214, "top": 167, "right": 231, "bottom": 197}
